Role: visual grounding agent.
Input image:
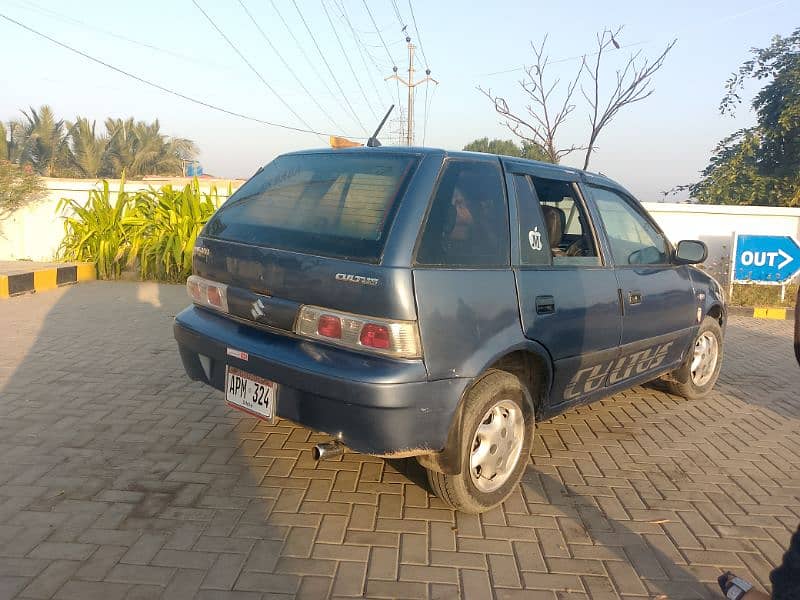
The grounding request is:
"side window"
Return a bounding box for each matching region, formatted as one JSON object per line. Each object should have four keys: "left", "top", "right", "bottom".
{"left": 530, "top": 176, "right": 601, "bottom": 266}
{"left": 514, "top": 175, "right": 550, "bottom": 266}
{"left": 416, "top": 160, "right": 510, "bottom": 267}
{"left": 589, "top": 186, "right": 668, "bottom": 266}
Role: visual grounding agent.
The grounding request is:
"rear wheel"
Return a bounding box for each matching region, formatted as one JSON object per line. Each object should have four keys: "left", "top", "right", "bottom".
{"left": 664, "top": 316, "right": 723, "bottom": 399}
{"left": 425, "top": 370, "right": 534, "bottom": 514}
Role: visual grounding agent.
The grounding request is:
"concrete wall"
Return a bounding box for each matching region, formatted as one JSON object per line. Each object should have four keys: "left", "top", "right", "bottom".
{"left": 642, "top": 202, "right": 800, "bottom": 285}
{"left": 0, "top": 177, "right": 243, "bottom": 262}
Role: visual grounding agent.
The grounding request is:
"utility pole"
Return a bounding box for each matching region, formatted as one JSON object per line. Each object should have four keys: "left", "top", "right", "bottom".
{"left": 386, "top": 36, "right": 438, "bottom": 146}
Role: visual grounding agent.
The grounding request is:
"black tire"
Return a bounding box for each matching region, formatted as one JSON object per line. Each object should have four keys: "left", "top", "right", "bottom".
{"left": 426, "top": 370, "right": 534, "bottom": 514}
{"left": 664, "top": 316, "right": 723, "bottom": 400}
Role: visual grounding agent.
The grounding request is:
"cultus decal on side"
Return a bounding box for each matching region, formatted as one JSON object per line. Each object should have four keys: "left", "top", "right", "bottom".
{"left": 564, "top": 342, "right": 674, "bottom": 400}
{"left": 335, "top": 273, "right": 380, "bottom": 286}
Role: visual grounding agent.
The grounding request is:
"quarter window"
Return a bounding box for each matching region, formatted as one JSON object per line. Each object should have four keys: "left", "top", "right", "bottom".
{"left": 416, "top": 160, "right": 510, "bottom": 267}
{"left": 589, "top": 186, "right": 669, "bottom": 266}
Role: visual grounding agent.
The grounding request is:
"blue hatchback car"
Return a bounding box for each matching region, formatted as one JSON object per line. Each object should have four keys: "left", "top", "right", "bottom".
{"left": 174, "top": 147, "right": 725, "bottom": 513}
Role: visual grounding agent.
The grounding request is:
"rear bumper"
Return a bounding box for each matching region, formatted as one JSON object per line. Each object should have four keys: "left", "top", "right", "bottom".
{"left": 173, "top": 306, "right": 468, "bottom": 456}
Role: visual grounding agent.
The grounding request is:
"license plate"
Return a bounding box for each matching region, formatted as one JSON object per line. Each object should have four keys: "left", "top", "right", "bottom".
{"left": 225, "top": 366, "right": 278, "bottom": 422}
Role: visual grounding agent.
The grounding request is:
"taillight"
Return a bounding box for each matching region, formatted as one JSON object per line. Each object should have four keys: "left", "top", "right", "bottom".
{"left": 317, "top": 314, "right": 342, "bottom": 339}
{"left": 359, "top": 323, "right": 390, "bottom": 349}
{"left": 186, "top": 275, "right": 229, "bottom": 313}
{"left": 295, "top": 305, "right": 422, "bottom": 359}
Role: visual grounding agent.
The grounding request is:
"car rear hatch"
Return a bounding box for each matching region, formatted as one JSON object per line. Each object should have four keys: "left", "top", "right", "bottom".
{"left": 190, "top": 150, "right": 422, "bottom": 356}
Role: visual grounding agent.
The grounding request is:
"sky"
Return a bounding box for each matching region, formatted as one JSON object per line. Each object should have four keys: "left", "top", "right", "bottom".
{"left": 0, "top": 0, "right": 797, "bottom": 200}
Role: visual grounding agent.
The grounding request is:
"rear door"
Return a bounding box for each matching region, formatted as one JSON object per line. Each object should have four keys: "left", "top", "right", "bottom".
{"left": 506, "top": 161, "right": 622, "bottom": 405}
{"left": 412, "top": 157, "right": 522, "bottom": 380}
{"left": 583, "top": 183, "right": 696, "bottom": 382}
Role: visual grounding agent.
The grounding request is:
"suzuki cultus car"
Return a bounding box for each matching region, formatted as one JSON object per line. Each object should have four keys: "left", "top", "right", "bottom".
{"left": 174, "top": 147, "right": 725, "bottom": 513}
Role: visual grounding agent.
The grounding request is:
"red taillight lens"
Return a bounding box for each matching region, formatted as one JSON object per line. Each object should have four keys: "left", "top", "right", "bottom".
{"left": 360, "top": 323, "right": 390, "bottom": 349}
{"left": 317, "top": 314, "right": 342, "bottom": 338}
{"left": 188, "top": 279, "right": 202, "bottom": 302}
{"left": 207, "top": 285, "right": 223, "bottom": 308}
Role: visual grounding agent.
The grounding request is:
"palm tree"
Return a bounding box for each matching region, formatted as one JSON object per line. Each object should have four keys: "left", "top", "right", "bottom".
{"left": 104, "top": 118, "right": 196, "bottom": 178}
{"left": 67, "top": 118, "right": 107, "bottom": 178}
{"left": 18, "top": 105, "right": 72, "bottom": 176}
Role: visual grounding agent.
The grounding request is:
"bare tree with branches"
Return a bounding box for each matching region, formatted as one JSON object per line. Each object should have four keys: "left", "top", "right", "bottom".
{"left": 479, "top": 27, "right": 676, "bottom": 169}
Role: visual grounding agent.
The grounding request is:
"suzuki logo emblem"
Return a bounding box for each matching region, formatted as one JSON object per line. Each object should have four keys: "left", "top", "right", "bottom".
{"left": 251, "top": 298, "right": 267, "bottom": 320}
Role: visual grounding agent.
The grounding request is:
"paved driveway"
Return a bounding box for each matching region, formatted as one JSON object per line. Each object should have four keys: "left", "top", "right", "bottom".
{"left": 1, "top": 282, "right": 798, "bottom": 599}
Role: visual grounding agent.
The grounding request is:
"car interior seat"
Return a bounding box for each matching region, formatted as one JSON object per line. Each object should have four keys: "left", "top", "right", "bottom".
{"left": 541, "top": 205, "right": 566, "bottom": 255}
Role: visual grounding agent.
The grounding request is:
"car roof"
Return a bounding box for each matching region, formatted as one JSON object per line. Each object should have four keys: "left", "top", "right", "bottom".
{"left": 277, "top": 146, "right": 629, "bottom": 195}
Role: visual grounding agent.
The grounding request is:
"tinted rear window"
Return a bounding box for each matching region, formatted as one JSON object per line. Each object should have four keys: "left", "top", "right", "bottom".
{"left": 204, "top": 153, "right": 419, "bottom": 262}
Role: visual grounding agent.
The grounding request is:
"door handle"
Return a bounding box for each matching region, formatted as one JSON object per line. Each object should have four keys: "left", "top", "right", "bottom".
{"left": 535, "top": 295, "right": 555, "bottom": 314}
{"left": 628, "top": 291, "right": 643, "bottom": 305}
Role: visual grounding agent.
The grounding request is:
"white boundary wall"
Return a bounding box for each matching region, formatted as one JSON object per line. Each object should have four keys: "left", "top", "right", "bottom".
{"left": 0, "top": 177, "right": 243, "bottom": 262}
{"left": 642, "top": 202, "right": 800, "bottom": 284}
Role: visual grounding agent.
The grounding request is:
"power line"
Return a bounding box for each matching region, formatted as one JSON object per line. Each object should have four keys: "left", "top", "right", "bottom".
{"left": 423, "top": 79, "right": 438, "bottom": 146}
{"left": 330, "top": 0, "right": 393, "bottom": 109}
{"left": 481, "top": 41, "right": 649, "bottom": 77}
{"left": 0, "top": 12, "right": 363, "bottom": 139}
{"left": 362, "top": 0, "right": 397, "bottom": 68}
{"left": 10, "top": 0, "right": 230, "bottom": 70}
{"left": 191, "top": 0, "right": 322, "bottom": 140}
{"left": 389, "top": 0, "right": 407, "bottom": 34}
{"left": 267, "top": 0, "right": 356, "bottom": 128}
{"left": 237, "top": 0, "right": 346, "bottom": 133}
{"left": 319, "top": 0, "right": 379, "bottom": 122}
{"left": 290, "top": 0, "right": 368, "bottom": 135}
{"left": 407, "top": 0, "right": 429, "bottom": 68}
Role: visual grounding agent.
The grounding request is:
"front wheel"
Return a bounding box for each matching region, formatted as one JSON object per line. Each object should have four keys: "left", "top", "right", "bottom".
{"left": 425, "top": 370, "right": 534, "bottom": 514}
{"left": 664, "top": 316, "right": 723, "bottom": 399}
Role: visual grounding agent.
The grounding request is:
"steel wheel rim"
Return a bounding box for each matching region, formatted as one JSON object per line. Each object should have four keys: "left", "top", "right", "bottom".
{"left": 469, "top": 399, "right": 525, "bottom": 493}
{"left": 690, "top": 331, "right": 719, "bottom": 387}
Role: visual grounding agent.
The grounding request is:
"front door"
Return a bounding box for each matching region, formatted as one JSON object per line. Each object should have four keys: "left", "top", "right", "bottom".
{"left": 508, "top": 167, "right": 622, "bottom": 406}
{"left": 583, "top": 184, "right": 697, "bottom": 383}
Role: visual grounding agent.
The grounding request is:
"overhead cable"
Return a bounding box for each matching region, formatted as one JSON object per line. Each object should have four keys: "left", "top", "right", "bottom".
{"left": 0, "top": 12, "right": 363, "bottom": 138}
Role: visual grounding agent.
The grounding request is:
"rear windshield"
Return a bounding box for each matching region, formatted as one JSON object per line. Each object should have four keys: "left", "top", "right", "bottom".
{"left": 204, "top": 153, "right": 419, "bottom": 262}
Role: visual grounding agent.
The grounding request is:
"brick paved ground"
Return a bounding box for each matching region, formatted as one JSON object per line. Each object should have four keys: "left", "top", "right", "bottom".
{"left": 0, "top": 281, "right": 798, "bottom": 600}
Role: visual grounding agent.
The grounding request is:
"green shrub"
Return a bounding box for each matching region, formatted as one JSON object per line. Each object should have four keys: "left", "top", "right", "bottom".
{"left": 57, "top": 178, "right": 224, "bottom": 282}
{"left": 124, "top": 180, "right": 221, "bottom": 282}
{"left": 57, "top": 179, "right": 131, "bottom": 279}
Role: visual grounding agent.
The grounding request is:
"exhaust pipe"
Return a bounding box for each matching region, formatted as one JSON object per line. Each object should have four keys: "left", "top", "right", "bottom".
{"left": 313, "top": 441, "right": 344, "bottom": 460}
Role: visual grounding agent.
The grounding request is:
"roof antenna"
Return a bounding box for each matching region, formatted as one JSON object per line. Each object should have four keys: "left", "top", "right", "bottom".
{"left": 367, "top": 104, "right": 394, "bottom": 147}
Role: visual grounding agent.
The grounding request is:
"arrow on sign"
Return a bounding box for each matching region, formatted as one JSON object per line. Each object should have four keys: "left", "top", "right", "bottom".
{"left": 734, "top": 234, "right": 800, "bottom": 284}
{"left": 777, "top": 249, "right": 793, "bottom": 270}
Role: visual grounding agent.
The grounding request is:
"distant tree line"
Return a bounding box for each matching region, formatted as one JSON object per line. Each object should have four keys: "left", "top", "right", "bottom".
{"left": 463, "top": 137, "right": 550, "bottom": 162}
{"left": 0, "top": 105, "right": 198, "bottom": 179}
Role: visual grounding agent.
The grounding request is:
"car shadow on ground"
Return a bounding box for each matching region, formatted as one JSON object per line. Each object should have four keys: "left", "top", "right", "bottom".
{"left": 0, "top": 282, "right": 796, "bottom": 599}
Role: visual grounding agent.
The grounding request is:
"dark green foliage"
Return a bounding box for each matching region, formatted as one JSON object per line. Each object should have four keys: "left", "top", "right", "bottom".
{"left": 691, "top": 28, "right": 800, "bottom": 206}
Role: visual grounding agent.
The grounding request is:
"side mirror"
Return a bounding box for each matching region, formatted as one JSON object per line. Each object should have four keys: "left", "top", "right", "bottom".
{"left": 674, "top": 240, "right": 707, "bottom": 265}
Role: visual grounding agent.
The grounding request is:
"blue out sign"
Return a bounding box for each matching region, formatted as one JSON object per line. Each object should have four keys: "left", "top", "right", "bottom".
{"left": 733, "top": 234, "right": 800, "bottom": 284}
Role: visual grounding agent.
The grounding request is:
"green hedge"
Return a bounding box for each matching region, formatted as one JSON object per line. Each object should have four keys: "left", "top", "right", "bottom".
{"left": 58, "top": 179, "right": 225, "bottom": 282}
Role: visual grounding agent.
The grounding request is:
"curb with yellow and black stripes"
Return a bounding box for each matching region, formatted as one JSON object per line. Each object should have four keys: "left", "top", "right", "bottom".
{"left": 729, "top": 305, "right": 796, "bottom": 321}
{"left": 0, "top": 263, "right": 95, "bottom": 298}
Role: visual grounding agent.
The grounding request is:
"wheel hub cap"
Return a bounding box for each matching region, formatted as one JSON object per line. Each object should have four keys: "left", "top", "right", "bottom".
{"left": 469, "top": 399, "right": 525, "bottom": 492}
{"left": 690, "top": 331, "right": 719, "bottom": 387}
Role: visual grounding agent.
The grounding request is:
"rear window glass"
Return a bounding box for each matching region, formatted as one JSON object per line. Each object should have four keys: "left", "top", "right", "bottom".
{"left": 204, "top": 153, "right": 418, "bottom": 262}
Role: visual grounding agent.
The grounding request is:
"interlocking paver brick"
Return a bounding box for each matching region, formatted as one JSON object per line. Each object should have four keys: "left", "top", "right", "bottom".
{"left": 0, "top": 283, "right": 797, "bottom": 599}
{"left": 19, "top": 560, "right": 80, "bottom": 599}
{"left": 105, "top": 563, "right": 174, "bottom": 586}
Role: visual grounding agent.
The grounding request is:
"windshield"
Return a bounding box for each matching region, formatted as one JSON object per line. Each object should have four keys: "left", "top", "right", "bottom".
{"left": 204, "top": 153, "right": 419, "bottom": 262}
